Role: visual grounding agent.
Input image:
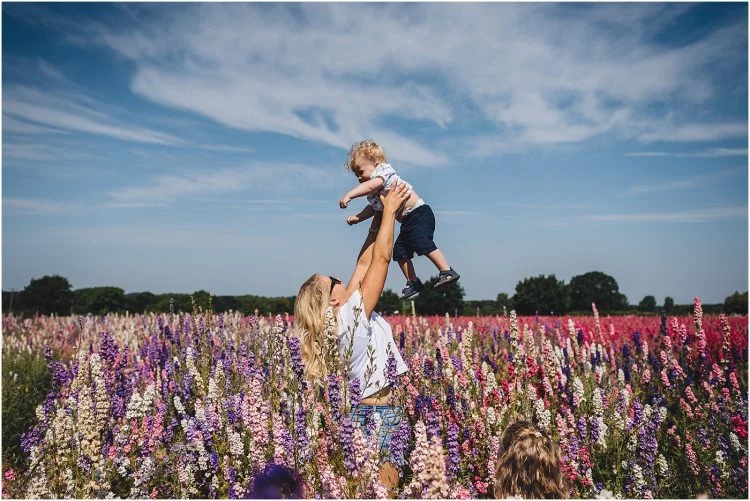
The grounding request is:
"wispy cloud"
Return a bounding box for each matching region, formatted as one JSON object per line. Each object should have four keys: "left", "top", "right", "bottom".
{"left": 3, "top": 142, "right": 99, "bottom": 162}
{"left": 433, "top": 210, "right": 477, "bottom": 216}
{"left": 587, "top": 206, "right": 747, "bottom": 223}
{"left": 199, "top": 144, "right": 255, "bottom": 154}
{"left": 508, "top": 202, "right": 592, "bottom": 210}
{"left": 618, "top": 167, "right": 746, "bottom": 197}
{"left": 3, "top": 197, "right": 78, "bottom": 215}
{"left": 3, "top": 85, "right": 181, "bottom": 145}
{"left": 107, "top": 163, "right": 334, "bottom": 205}
{"left": 31, "top": 2, "right": 743, "bottom": 161}
{"left": 637, "top": 123, "right": 748, "bottom": 143}
{"left": 624, "top": 148, "right": 748, "bottom": 158}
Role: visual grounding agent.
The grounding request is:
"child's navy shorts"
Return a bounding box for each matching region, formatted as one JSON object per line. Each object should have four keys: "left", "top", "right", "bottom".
{"left": 393, "top": 204, "right": 438, "bottom": 261}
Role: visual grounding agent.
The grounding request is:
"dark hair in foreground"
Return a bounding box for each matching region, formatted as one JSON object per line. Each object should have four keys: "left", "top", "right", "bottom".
{"left": 494, "top": 420, "right": 569, "bottom": 499}
{"left": 249, "top": 463, "right": 305, "bottom": 499}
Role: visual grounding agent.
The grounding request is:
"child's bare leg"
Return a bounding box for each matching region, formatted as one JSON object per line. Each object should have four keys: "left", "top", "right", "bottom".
{"left": 397, "top": 259, "right": 419, "bottom": 282}
{"left": 425, "top": 249, "right": 450, "bottom": 272}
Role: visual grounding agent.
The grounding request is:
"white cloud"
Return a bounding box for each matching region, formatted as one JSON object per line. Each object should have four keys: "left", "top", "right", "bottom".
{"left": 3, "top": 85, "right": 181, "bottom": 145}
{"left": 587, "top": 206, "right": 747, "bottom": 223}
{"left": 3, "top": 197, "right": 78, "bottom": 215}
{"left": 2, "top": 114, "right": 69, "bottom": 135}
{"left": 2, "top": 142, "right": 98, "bottom": 162}
{"left": 618, "top": 167, "right": 746, "bottom": 197}
{"left": 508, "top": 202, "right": 592, "bottom": 210}
{"left": 107, "top": 163, "right": 334, "bottom": 205}
{"left": 6, "top": 3, "right": 747, "bottom": 161}
{"left": 624, "top": 148, "right": 748, "bottom": 158}
{"left": 199, "top": 144, "right": 255, "bottom": 153}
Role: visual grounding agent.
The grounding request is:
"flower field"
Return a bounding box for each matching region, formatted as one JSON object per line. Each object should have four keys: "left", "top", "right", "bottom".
{"left": 1, "top": 299, "right": 747, "bottom": 499}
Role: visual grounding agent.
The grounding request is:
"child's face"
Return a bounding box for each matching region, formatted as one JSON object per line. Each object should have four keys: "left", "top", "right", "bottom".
{"left": 352, "top": 155, "right": 376, "bottom": 183}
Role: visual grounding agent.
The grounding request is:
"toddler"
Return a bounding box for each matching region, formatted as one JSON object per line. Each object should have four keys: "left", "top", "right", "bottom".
{"left": 339, "top": 139, "right": 459, "bottom": 299}
{"left": 493, "top": 420, "right": 569, "bottom": 499}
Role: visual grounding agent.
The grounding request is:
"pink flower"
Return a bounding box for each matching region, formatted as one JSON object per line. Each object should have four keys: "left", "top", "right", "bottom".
{"left": 4, "top": 469, "right": 16, "bottom": 482}
{"left": 642, "top": 369, "right": 651, "bottom": 384}
{"left": 686, "top": 443, "right": 700, "bottom": 475}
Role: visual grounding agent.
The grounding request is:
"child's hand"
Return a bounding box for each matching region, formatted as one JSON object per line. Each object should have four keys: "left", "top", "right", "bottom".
{"left": 339, "top": 195, "right": 351, "bottom": 209}
{"left": 346, "top": 215, "right": 359, "bottom": 225}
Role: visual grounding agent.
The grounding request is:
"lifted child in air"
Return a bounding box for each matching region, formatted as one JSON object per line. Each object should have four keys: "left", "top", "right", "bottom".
{"left": 339, "top": 139, "right": 459, "bottom": 299}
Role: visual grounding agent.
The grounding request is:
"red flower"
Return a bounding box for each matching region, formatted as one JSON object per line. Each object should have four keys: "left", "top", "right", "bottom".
{"left": 732, "top": 416, "right": 748, "bottom": 439}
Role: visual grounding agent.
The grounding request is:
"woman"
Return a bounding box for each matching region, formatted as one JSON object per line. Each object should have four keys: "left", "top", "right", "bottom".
{"left": 293, "top": 182, "right": 411, "bottom": 489}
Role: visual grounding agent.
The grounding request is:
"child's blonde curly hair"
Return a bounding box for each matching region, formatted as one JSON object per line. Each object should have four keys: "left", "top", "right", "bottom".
{"left": 345, "top": 140, "right": 388, "bottom": 171}
{"left": 494, "top": 420, "right": 569, "bottom": 499}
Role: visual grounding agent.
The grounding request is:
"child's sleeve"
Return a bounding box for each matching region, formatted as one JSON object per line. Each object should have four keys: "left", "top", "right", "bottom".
{"left": 369, "top": 163, "right": 396, "bottom": 185}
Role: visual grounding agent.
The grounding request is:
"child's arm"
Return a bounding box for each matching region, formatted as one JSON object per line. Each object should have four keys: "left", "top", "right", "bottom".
{"left": 347, "top": 204, "right": 375, "bottom": 225}
{"left": 339, "top": 178, "right": 385, "bottom": 208}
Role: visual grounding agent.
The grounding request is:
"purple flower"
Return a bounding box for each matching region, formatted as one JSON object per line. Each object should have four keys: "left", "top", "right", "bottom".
{"left": 447, "top": 421, "right": 460, "bottom": 479}
{"left": 388, "top": 421, "right": 411, "bottom": 467}
{"left": 288, "top": 336, "right": 304, "bottom": 380}
{"left": 589, "top": 416, "right": 600, "bottom": 444}
{"left": 426, "top": 408, "right": 440, "bottom": 439}
{"left": 577, "top": 416, "right": 588, "bottom": 441}
{"left": 327, "top": 375, "right": 343, "bottom": 422}
{"left": 386, "top": 353, "right": 399, "bottom": 388}
{"left": 348, "top": 378, "right": 361, "bottom": 409}
{"left": 341, "top": 417, "right": 357, "bottom": 472}
{"left": 295, "top": 407, "right": 309, "bottom": 459}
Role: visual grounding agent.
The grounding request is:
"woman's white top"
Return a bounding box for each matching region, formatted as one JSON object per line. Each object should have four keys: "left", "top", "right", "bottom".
{"left": 337, "top": 289, "right": 409, "bottom": 399}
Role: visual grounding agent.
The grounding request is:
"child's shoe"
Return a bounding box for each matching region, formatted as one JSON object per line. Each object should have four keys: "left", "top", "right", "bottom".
{"left": 433, "top": 268, "right": 460, "bottom": 289}
{"left": 400, "top": 279, "right": 425, "bottom": 299}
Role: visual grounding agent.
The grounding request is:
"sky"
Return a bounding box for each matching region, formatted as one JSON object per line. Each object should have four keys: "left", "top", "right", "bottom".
{"left": 1, "top": 1, "right": 748, "bottom": 304}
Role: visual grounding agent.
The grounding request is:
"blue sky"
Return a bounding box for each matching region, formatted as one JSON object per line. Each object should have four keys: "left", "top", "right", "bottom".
{"left": 2, "top": 2, "right": 748, "bottom": 304}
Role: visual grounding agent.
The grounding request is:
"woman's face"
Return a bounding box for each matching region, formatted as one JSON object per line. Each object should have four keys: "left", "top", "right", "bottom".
{"left": 319, "top": 274, "right": 346, "bottom": 307}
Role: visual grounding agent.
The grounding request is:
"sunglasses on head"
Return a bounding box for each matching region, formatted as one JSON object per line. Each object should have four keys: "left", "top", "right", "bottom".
{"left": 328, "top": 276, "right": 341, "bottom": 295}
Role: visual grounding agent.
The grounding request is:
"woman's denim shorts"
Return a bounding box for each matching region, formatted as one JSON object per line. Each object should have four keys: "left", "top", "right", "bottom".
{"left": 349, "top": 405, "right": 403, "bottom": 459}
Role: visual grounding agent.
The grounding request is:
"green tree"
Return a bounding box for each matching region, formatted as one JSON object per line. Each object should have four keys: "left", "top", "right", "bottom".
{"left": 124, "top": 292, "right": 158, "bottom": 313}
{"left": 20, "top": 275, "right": 74, "bottom": 315}
{"left": 569, "top": 271, "right": 628, "bottom": 312}
{"left": 496, "top": 293, "right": 511, "bottom": 314}
{"left": 414, "top": 275, "right": 465, "bottom": 316}
{"left": 376, "top": 289, "right": 401, "bottom": 314}
{"left": 638, "top": 295, "right": 657, "bottom": 312}
{"left": 511, "top": 274, "right": 570, "bottom": 315}
{"left": 724, "top": 291, "right": 748, "bottom": 314}
{"left": 663, "top": 296, "right": 674, "bottom": 312}
{"left": 73, "top": 287, "right": 126, "bottom": 315}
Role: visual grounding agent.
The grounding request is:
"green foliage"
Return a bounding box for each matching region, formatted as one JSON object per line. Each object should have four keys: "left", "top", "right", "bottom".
{"left": 569, "top": 271, "right": 628, "bottom": 312}
{"left": 663, "top": 296, "right": 674, "bottom": 312}
{"left": 414, "top": 275, "right": 465, "bottom": 315}
{"left": 638, "top": 295, "right": 657, "bottom": 312}
{"left": 495, "top": 293, "right": 511, "bottom": 313}
{"left": 73, "top": 287, "right": 126, "bottom": 315}
{"left": 2, "top": 349, "right": 52, "bottom": 471}
{"left": 124, "top": 292, "right": 158, "bottom": 313}
{"left": 18, "top": 275, "right": 74, "bottom": 315}
{"left": 512, "top": 274, "right": 570, "bottom": 315}
{"left": 463, "top": 299, "right": 501, "bottom": 316}
{"left": 724, "top": 291, "right": 748, "bottom": 314}
{"left": 376, "top": 289, "right": 402, "bottom": 314}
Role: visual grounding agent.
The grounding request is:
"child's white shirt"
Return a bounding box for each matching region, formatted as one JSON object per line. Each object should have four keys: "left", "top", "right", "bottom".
{"left": 366, "top": 163, "right": 424, "bottom": 214}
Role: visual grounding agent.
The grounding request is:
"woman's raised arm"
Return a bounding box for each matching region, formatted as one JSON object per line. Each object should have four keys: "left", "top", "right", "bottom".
{"left": 359, "top": 183, "right": 410, "bottom": 319}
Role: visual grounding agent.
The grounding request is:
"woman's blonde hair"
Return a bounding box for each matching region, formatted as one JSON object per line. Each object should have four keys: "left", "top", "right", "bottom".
{"left": 345, "top": 139, "right": 388, "bottom": 171}
{"left": 293, "top": 274, "right": 338, "bottom": 381}
{"left": 494, "top": 420, "right": 569, "bottom": 499}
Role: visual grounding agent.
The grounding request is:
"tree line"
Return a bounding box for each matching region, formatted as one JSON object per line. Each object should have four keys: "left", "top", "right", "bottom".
{"left": 2, "top": 272, "right": 746, "bottom": 317}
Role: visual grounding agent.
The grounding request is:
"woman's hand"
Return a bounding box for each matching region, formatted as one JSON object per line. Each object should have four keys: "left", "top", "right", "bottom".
{"left": 347, "top": 215, "right": 360, "bottom": 225}
{"left": 379, "top": 182, "right": 410, "bottom": 215}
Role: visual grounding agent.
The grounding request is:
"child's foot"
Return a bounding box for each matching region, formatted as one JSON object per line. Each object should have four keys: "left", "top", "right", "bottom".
{"left": 433, "top": 268, "right": 460, "bottom": 290}
{"left": 399, "top": 279, "right": 424, "bottom": 299}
